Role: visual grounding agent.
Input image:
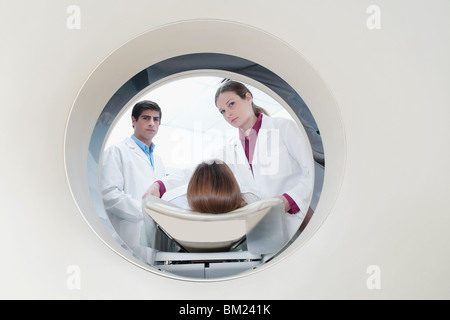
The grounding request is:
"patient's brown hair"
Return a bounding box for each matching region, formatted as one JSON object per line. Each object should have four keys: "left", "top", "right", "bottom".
{"left": 187, "top": 160, "right": 244, "bottom": 214}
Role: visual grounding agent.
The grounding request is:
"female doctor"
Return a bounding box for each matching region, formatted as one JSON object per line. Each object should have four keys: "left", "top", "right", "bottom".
{"left": 145, "top": 81, "right": 314, "bottom": 236}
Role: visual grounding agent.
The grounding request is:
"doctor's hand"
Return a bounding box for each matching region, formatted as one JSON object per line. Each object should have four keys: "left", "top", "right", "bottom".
{"left": 142, "top": 182, "right": 161, "bottom": 199}
{"left": 274, "top": 195, "right": 291, "bottom": 212}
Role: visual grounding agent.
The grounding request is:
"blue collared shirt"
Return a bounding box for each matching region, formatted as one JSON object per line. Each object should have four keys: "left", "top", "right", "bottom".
{"left": 131, "top": 134, "right": 155, "bottom": 170}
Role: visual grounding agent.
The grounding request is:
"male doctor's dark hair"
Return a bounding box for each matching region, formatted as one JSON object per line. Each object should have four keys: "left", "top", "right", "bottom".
{"left": 131, "top": 100, "right": 162, "bottom": 127}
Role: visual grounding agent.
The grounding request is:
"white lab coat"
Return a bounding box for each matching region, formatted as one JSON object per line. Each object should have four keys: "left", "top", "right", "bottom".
{"left": 161, "top": 115, "right": 314, "bottom": 237}
{"left": 161, "top": 184, "right": 261, "bottom": 210}
{"left": 100, "top": 137, "right": 166, "bottom": 252}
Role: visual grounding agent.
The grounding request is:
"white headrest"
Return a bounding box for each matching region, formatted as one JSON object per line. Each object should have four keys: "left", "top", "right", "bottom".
{"left": 146, "top": 195, "right": 281, "bottom": 220}
{"left": 143, "top": 196, "right": 284, "bottom": 252}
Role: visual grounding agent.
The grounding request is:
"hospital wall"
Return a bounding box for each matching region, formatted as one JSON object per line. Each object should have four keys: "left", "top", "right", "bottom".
{"left": 1, "top": 0, "right": 450, "bottom": 299}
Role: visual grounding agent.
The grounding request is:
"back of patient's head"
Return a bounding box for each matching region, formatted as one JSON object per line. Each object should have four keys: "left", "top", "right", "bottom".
{"left": 187, "top": 160, "right": 243, "bottom": 214}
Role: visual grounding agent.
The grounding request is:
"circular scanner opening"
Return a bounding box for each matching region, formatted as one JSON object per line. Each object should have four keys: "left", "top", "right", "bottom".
{"left": 92, "top": 54, "right": 324, "bottom": 280}
{"left": 65, "top": 20, "right": 345, "bottom": 282}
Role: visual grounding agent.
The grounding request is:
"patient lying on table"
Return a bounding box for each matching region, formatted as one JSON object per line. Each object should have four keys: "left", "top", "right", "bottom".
{"left": 143, "top": 160, "right": 290, "bottom": 254}
{"left": 162, "top": 159, "right": 260, "bottom": 211}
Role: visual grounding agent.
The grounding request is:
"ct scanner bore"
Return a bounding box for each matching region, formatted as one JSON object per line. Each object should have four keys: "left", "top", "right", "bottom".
{"left": 65, "top": 21, "right": 345, "bottom": 281}
{"left": 94, "top": 62, "right": 320, "bottom": 279}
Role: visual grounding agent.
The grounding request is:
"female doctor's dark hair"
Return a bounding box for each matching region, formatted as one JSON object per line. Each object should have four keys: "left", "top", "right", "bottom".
{"left": 187, "top": 160, "right": 244, "bottom": 214}
{"left": 214, "top": 80, "right": 269, "bottom": 116}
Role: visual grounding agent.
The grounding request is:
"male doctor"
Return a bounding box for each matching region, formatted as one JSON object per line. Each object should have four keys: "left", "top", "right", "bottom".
{"left": 100, "top": 100, "right": 166, "bottom": 253}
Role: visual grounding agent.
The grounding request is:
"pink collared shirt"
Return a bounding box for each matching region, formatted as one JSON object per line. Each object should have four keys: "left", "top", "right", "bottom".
{"left": 238, "top": 113, "right": 263, "bottom": 174}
